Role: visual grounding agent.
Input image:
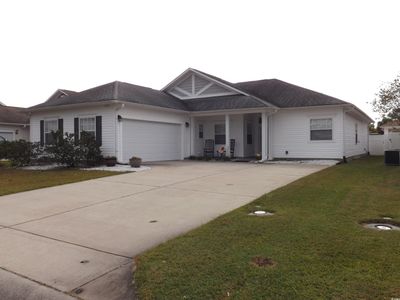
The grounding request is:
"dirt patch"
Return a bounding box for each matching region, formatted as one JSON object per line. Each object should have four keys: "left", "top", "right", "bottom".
{"left": 251, "top": 256, "right": 276, "bottom": 268}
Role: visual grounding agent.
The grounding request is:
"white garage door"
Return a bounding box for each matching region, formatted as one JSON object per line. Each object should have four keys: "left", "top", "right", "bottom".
{"left": 122, "top": 120, "right": 182, "bottom": 162}
{"left": 0, "top": 132, "right": 14, "bottom": 141}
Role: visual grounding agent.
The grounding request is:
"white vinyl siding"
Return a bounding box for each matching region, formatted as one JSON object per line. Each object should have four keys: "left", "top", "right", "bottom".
{"left": 270, "top": 107, "right": 344, "bottom": 159}
{"left": 30, "top": 106, "right": 116, "bottom": 156}
{"left": 343, "top": 112, "right": 369, "bottom": 157}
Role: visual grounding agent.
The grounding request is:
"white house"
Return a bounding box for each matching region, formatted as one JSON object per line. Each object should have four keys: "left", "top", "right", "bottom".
{"left": 29, "top": 68, "right": 373, "bottom": 163}
{"left": 0, "top": 104, "right": 30, "bottom": 141}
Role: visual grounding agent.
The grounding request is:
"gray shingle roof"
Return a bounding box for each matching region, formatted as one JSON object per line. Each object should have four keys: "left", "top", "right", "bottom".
{"left": 31, "top": 70, "right": 351, "bottom": 112}
{"left": 0, "top": 105, "right": 29, "bottom": 124}
{"left": 31, "top": 81, "right": 187, "bottom": 111}
{"left": 235, "top": 79, "right": 349, "bottom": 108}
{"left": 184, "top": 95, "right": 265, "bottom": 111}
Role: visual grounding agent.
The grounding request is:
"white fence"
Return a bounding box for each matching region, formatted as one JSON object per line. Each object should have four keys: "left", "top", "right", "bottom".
{"left": 369, "top": 132, "right": 400, "bottom": 155}
{"left": 369, "top": 135, "right": 384, "bottom": 155}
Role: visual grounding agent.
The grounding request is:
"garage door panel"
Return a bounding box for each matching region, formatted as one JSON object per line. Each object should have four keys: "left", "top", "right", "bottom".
{"left": 0, "top": 132, "right": 14, "bottom": 141}
{"left": 122, "top": 120, "right": 182, "bottom": 162}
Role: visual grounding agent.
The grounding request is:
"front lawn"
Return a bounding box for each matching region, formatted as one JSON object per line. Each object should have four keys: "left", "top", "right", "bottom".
{"left": 135, "top": 157, "right": 400, "bottom": 299}
{"left": 0, "top": 168, "right": 116, "bottom": 196}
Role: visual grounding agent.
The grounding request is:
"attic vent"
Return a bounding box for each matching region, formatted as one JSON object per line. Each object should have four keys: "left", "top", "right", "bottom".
{"left": 58, "top": 94, "right": 66, "bottom": 99}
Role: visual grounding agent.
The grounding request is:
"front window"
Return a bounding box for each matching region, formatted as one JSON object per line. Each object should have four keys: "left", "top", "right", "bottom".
{"left": 214, "top": 124, "right": 225, "bottom": 144}
{"left": 198, "top": 124, "right": 204, "bottom": 139}
{"left": 44, "top": 119, "right": 58, "bottom": 145}
{"left": 310, "top": 118, "right": 333, "bottom": 141}
{"left": 80, "top": 117, "right": 96, "bottom": 138}
{"left": 247, "top": 122, "right": 253, "bottom": 144}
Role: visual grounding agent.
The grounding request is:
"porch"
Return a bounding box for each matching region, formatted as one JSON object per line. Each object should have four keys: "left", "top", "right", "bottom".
{"left": 189, "top": 111, "right": 273, "bottom": 160}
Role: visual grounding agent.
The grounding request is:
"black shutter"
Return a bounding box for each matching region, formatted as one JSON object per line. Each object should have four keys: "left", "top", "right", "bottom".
{"left": 40, "top": 120, "right": 44, "bottom": 146}
{"left": 96, "top": 116, "right": 102, "bottom": 146}
{"left": 74, "top": 118, "right": 79, "bottom": 144}
{"left": 58, "top": 119, "right": 63, "bottom": 135}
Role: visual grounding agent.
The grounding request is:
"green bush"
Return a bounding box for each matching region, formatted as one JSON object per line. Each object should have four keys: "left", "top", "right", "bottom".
{"left": 0, "top": 140, "right": 41, "bottom": 167}
{"left": 80, "top": 131, "right": 102, "bottom": 166}
{"left": 45, "top": 131, "right": 102, "bottom": 167}
{"left": 45, "top": 132, "right": 84, "bottom": 167}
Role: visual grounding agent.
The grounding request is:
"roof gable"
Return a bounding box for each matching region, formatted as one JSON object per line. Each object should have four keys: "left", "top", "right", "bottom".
{"left": 163, "top": 68, "right": 241, "bottom": 99}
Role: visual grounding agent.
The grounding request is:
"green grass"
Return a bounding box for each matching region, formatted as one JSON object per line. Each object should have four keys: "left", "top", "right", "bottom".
{"left": 0, "top": 167, "right": 116, "bottom": 196}
{"left": 134, "top": 157, "right": 400, "bottom": 300}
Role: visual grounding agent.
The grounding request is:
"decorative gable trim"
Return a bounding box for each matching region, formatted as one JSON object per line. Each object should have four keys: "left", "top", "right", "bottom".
{"left": 163, "top": 68, "right": 242, "bottom": 100}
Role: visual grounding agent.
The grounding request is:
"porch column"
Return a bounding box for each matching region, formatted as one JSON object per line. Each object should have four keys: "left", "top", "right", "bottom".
{"left": 190, "top": 116, "right": 195, "bottom": 156}
{"left": 261, "top": 112, "right": 268, "bottom": 160}
{"left": 225, "top": 114, "right": 230, "bottom": 157}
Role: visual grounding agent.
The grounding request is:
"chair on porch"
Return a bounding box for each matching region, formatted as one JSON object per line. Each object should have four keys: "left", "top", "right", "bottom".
{"left": 203, "top": 139, "right": 215, "bottom": 158}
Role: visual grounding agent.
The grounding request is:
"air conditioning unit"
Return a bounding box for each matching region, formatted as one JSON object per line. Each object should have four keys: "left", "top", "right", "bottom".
{"left": 385, "top": 150, "right": 400, "bottom": 166}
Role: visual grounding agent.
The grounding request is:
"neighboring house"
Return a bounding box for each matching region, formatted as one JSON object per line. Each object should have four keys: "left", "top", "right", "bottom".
{"left": 0, "top": 103, "right": 30, "bottom": 141}
{"left": 29, "top": 68, "right": 372, "bottom": 163}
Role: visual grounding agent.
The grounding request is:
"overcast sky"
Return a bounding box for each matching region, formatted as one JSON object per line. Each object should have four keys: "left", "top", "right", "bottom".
{"left": 0, "top": 0, "right": 399, "bottom": 121}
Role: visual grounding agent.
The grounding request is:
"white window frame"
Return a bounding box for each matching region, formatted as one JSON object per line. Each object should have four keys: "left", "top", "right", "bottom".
{"left": 44, "top": 119, "right": 58, "bottom": 145}
{"left": 79, "top": 116, "right": 96, "bottom": 138}
{"left": 310, "top": 118, "right": 333, "bottom": 142}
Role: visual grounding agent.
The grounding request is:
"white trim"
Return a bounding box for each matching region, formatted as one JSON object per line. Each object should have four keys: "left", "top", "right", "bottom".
{"left": 43, "top": 119, "right": 59, "bottom": 145}
{"left": 0, "top": 122, "right": 29, "bottom": 126}
{"left": 78, "top": 116, "right": 96, "bottom": 139}
{"left": 178, "top": 91, "right": 237, "bottom": 100}
{"left": 190, "top": 116, "right": 195, "bottom": 156}
{"left": 225, "top": 114, "right": 230, "bottom": 157}
{"left": 195, "top": 82, "right": 213, "bottom": 96}
{"left": 309, "top": 117, "right": 334, "bottom": 142}
{"left": 174, "top": 86, "right": 192, "bottom": 97}
{"left": 181, "top": 123, "right": 185, "bottom": 160}
{"left": 191, "top": 74, "right": 195, "bottom": 95}
{"left": 120, "top": 116, "right": 182, "bottom": 125}
{"left": 190, "top": 107, "right": 277, "bottom": 117}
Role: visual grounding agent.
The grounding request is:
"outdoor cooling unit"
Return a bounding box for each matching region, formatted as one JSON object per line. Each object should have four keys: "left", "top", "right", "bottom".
{"left": 385, "top": 150, "right": 400, "bottom": 166}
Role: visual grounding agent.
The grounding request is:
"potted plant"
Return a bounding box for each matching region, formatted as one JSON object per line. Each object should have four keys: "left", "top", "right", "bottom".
{"left": 104, "top": 156, "right": 117, "bottom": 167}
{"left": 129, "top": 156, "right": 142, "bottom": 168}
{"left": 255, "top": 153, "right": 262, "bottom": 160}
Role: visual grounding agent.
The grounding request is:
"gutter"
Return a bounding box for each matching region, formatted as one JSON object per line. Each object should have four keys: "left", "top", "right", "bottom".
{"left": 0, "top": 122, "right": 30, "bottom": 126}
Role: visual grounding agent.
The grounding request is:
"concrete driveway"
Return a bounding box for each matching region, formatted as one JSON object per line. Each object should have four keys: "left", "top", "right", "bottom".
{"left": 0, "top": 161, "right": 327, "bottom": 299}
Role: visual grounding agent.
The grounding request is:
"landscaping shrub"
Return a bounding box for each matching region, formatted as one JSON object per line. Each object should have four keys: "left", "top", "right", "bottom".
{"left": 45, "top": 131, "right": 102, "bottom": 167}
{"left": 80, "top": 131, "right": 102, "bottom": 166}
{"left": 45, "top": 132, "right": 84, "bottom": 167}
{"left": 0, "top": 140, "right": 41, "bottom": 167}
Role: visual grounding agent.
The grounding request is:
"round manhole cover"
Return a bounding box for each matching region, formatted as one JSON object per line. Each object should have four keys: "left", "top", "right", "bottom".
{"left": 249, "top": 210, "right": 274, "bottom": 217}
{"left": 375, "top": 225, "right": 392, "bottom": 230}
{"left": 362, "top": 222, "right": 400, "bottom": 231}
